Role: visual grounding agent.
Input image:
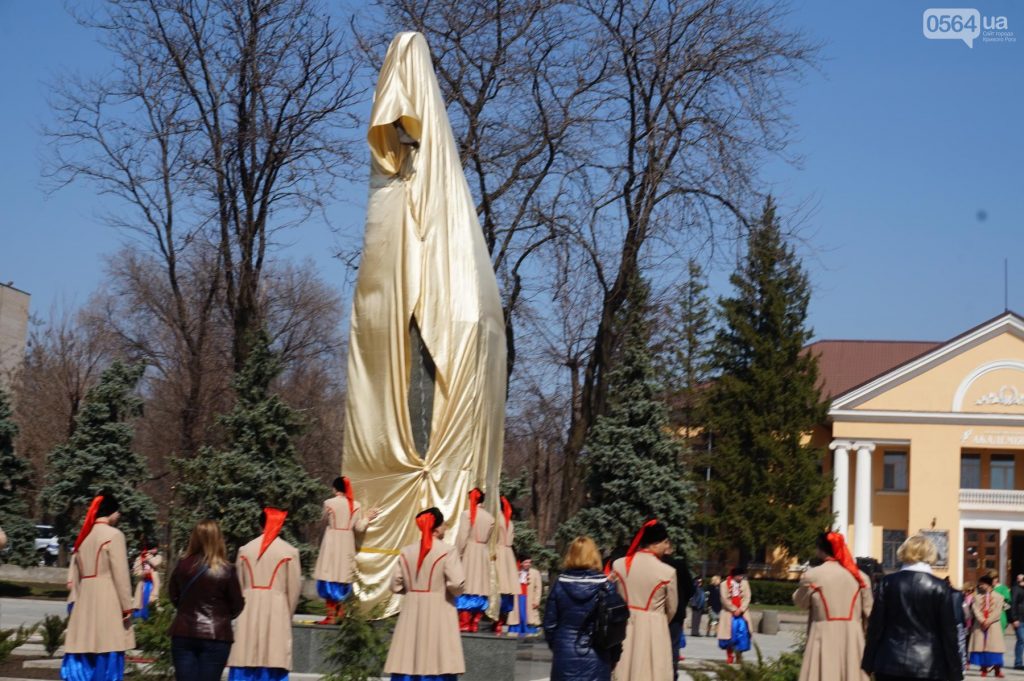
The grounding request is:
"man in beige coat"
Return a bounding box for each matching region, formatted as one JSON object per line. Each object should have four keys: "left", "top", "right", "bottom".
{"left": 494, "top": 496, "right": 518, "bottom": 634}
{"left": 717, "top": 567, "right": 752, "bottom": 664}
{"left": 384, "top": 507, "right": 466, "bottom": 678}
{"left": 455, "top": 487, "right": 494, "bottom": 632}
{"left": 227, "top": 508, "right": 301, "bottom": 681}
{"left": 62, "top": 494, "right": 135, "bottom": 681}
{"left": 506, "top": 555, "right": 542, "bottom": 636}
{"left": 793, "top": 532, "right": 872, "bottom": 681}
{"left": 611, "top": 520, "right": 678, "bottom": 681}
{"left": 313, "top": 476, "right": 378, "bottom": 623}
{"left": 132, "top": 543, "right": 163, "bottom": 620}
{"left": 970, "top": 574, "right": 1007, "bottom": 676}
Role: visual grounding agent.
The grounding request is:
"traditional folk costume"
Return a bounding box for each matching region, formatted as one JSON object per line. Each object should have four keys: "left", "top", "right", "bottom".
{"left": 313, "top": 477, "right": 370, "bottom": 622}
{"left": 969, "top": 588, "right": 1006, "bottom": 675}
{"left": 132, "top": 548, "right": 163, "bottom": 620}
{"left": 384, "top": 508, "right": 466, "bottom": 681}
{"left": 506, "top": 563, "right": 542, "bottom": 636}
{"left": 455, "top": 488, "right": 494, "bottom": 632}
{"left": 494, "top": 497, "right": 518, "bottom": 633}
{"left": 717, "top": 570, "right": 752, "bottom": 663}
{"left": 611, "top": 520, "right": 678, "bottom": 681}
{"left": 227, "top": 509, "right": 302, "bottom": 681}
{"left": 63, "top": 495, "right": 135, "bottom": 681}
{"left": 793, "top": 533, "right": 873, "bottom": 681}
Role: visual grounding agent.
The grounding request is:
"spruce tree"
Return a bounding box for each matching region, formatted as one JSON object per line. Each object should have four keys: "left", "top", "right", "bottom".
{"left": 0, "top": 387, "right": 37, "bottom": 566}
{"left": 560, "top": 274, "right": 696, "bottom": 555}
{"left": 174, "top": 331, "right": 325, "bottom": 563}
{"left": 703, "top": 197, "right": 830, "bottom": 562}
{"left": 41, "top": 361, "right": 156, "bottom": 547}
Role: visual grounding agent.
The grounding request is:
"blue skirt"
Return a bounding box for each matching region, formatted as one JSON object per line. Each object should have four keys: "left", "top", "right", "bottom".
{"left": 969, "top": 651, "right": 1004, "bottom": 667}
{"left": 316, "top": 580, "right": 352, "bottom": 602}
{"left": 507, "top": 594, "right": 538, "bottom": 635}
{"left": 228, "top": 668, "right": 289, "bottom": 681}
{"left": 390, "top": 675, "right": 458, "bottom": 681}
{"left": 61, "top": 652, "right": 125, "bottom": 681}
{"left": 455, "top": 594, "right": 489, "bottom": 612}
{"left": 499, "top": 594, "right": 515, "bottom": 614}
{"left": 134, "top": 580, "right": 154, "bottom": 620}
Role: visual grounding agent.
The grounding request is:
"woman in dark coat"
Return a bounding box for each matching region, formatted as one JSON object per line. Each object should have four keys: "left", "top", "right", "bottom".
{"left": 544, "top": 536, "right": 626, "bottom": 681}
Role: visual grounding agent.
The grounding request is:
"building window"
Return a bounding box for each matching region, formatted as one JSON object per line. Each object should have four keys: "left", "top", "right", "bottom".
{"left": 882, "top": 452, "right": 908, "bottom": 491}
{"left": 961, "top": 454, "right": 982, "bottom": 489}
{"left": 991, "top": 455, "right": 1016, "bottom": 490}
{"left": 883, "top": 529, "right": 907, "bottom": 570}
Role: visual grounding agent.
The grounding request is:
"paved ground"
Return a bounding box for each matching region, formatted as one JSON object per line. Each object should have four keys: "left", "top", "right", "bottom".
{"left": 0, "top": 599, "right": 66, "bottom": 631}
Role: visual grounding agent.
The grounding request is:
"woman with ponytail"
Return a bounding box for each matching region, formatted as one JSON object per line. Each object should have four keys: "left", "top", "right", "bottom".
{"left": 455, "top": 488, "right": 495, "bottom": 632}
{"left": 384, "top": 508, "right": 467, "bottom": 681}
{"left": 793, "top": 532, "right": 873, "bottom": 681}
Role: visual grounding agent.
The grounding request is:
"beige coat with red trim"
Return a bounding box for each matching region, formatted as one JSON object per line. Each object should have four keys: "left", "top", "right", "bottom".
{"left": 611, "top": 552, "right": 678, "bottom": 681}
{"left": 456, "top": 508, "right": 494, "bottom": 597}
{"left": 969, "top": 590, "right": 1006, "bottom": 655}
{"left": 383, "top": 539, "right": 466, "bottom": 676}
{"left": 64, "top": 521, "right": 135, "bottom": 653}
{"left": 793, "top": 561, "right": 872, "bottom": 681}
{"left": 313, "top": 495, "right": 368, "bottom": 584}
{"left": 717, "top": 577, "right": 752, "bottom": 643}
{"left": 227, "top": 536, "right": 302, "bottom": 671}
{"left": 506, "top": 567, "right": 542, "bottom": 627}
{"left": 495, "top": 516, "right": 518, "bottom": 595}
{"left": 132, "top": 552, "right": 163, "bottom": 609}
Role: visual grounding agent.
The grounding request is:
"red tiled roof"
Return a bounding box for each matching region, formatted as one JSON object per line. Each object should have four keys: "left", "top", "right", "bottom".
{"left": 807, "top": 340, "right": 941, "bottom": 400}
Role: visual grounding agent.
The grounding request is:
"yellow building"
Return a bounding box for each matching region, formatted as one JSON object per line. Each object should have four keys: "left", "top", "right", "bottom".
{"left": 811, "top": 311, "right": 1024, "bottom": 585}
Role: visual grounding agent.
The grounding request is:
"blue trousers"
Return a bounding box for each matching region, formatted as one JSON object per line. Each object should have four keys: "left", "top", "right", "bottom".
{"left": 171, "top": 637, "right": 231, "bottom": 681}
{"left": 1016, "top": 622, "right": 1024, "bottom": 667}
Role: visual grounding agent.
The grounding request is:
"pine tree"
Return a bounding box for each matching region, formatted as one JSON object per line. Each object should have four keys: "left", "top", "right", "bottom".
{"left": 41, "top": 361, "right": 156, "bottom": 547}
{"left": 0, "top": 387, "right": 37, "bottom": 566}
{"left": 560, "top": 274, "right": 696, "bottom": 555}
{"left": 703, "top": 197, "right": 830, "bottom": 562}
{"left": 174, "top": 331, "right": 325, "bottom": 563}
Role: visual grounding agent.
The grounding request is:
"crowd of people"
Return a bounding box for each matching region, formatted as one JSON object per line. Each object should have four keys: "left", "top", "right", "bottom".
{"left": 12, "top": 480, "right": 1024, "bottom": 681}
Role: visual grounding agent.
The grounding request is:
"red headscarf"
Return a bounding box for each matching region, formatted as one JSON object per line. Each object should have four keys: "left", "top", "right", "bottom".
{"left": 341, "top": 476, "right": 355, "bottom": 516}
{"left": 73, "top": 495, "right": 104, "bottom": 554}
{"left": 500, "top": 496, "right": 513, "bottom": 530}
{"left": 416, "top": 511, "right": 437, "bottom": 573}
{"left": 259, "top": 508, "right": 288, "bottom": 559}
{"left": 826, "top": 532, "right": 865, "bottom": 588}
{"left": 625, "top": 519, "right": 658, "bottom": 574}
{"left": 469, "top": 488, "right": 483, "bottom": 526}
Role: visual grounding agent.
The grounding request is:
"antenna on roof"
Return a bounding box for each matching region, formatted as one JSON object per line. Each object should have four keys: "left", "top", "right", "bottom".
{"left": 1005, "top": 258, "right": 1009, "bottom": 313}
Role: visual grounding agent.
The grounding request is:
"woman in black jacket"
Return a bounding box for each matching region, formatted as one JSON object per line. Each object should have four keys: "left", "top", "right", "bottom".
{"left": 544, "top": 536, "right": 627, "bottom": 681}
{"left": 862, "top": 534, "right": 963, "bottom": 681}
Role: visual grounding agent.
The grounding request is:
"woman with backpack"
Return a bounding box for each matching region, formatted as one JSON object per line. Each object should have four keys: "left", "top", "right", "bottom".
{"left": 544, "top": 536, "right": 628, "bottom": 681}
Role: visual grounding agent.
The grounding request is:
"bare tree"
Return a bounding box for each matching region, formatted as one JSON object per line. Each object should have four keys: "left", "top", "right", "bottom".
{"left": 48, "top": 0, "right": 362, "bottom": 373}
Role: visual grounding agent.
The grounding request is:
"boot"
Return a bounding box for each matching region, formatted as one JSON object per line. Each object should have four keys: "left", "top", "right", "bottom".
{"left": 459, "top": 610, "right": 472, "bottom": 632}
{"left": 493, "top": 618, "right": 503, "bottom": 635}
{"left": 470, "top": 611, "right": 484, "bottom": 633}
{"left": 995, "top": 667, "right": 1005, "bottom": 678}
{"left": 726, "top": 649, "right": 734, "bottom": 665}
{"left": 335, "top": 602, "right": 346, "bottom": 622}
{"left": 317, "top": 600, "right": 336, "bottom": 625}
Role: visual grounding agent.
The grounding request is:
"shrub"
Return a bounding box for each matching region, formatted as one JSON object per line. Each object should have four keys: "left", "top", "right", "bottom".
{"left": 39, "top": 614, "right": 67, "bottom": 657}
{"left": 690, "top": 643, "right": 803, "bottom": 681}
{"left": 748, "top": 579, "right": 797, "bottom": 607}
{"left": 0, "top": 625, "right": 35, "bottom": 665}
{"left": 127, "top": 598, "right": 175, "bottom": 680}
{"left": 322, "top": 601, "right": 395, "bottom": 681}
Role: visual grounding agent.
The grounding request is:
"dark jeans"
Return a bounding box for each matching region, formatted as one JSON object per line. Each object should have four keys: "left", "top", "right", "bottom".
{"left": 1016, "top": 621, "right": 1024, "bottom": 667}
{"left": 171, "top": 636, "right": 232, "bottom": 681}
{"left": 669, "top": 620, "right": 683, "bottom": 680}
{"left": 690, "top": 607, "right": 703, "bottom": 636}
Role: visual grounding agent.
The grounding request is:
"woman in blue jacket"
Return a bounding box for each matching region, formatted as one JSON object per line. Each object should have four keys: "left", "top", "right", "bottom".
{"left": 544, "top": 536, "right": 626, "bottom": 681}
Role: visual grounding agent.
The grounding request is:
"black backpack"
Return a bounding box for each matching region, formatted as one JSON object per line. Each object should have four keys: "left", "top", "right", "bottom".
{"left": 582, "top": 582, "right": 630, "bottom": 652}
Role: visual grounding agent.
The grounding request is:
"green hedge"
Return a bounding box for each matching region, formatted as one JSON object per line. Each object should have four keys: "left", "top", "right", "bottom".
{"left": 748, "top": 579, "right": 798, "bottom": 606}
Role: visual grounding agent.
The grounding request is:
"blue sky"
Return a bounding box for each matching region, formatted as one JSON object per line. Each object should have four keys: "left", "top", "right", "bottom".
{"left": 0, "top": 0, "right": 1021, "bottom": 343}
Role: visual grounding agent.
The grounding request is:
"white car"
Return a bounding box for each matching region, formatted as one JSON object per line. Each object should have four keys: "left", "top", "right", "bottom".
{"left": 34, "top": 525, "right": 60, "bottom": 566}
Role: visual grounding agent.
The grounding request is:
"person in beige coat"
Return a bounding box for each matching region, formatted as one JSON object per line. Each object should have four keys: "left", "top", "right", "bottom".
{"left": 610, "top": 520, "right": 678, "bottom": 681}
{"left": 793, "top": 532, "right": 873, "bottom": 681}
{"left": 62, "top": 493, "right": 135, "bottom": 681}
{"left": 494, "top": 496, "right": 518, "bottom": 634}
{"left": 384, "top": 507, "right": 467, "bottom": 678}
{"left": 313, "top": 476, "right": 379, "bottom": 623}
{"left": 455, "top": 487, "right": 494, "bottom": 632}
{"left": 717, "top": 566, "right": 752, "bottom": 664}
{"left": 506, "top": 555, "right": 542, "bottom": 636}
{"left": 132, "top": 544, "right": 163, "bottom": 620}
{"left": 970, "top": 574, "right": 1006, "bottom": 676}
{"left": 226, "top": 508, "right": 301, "bottom": 681}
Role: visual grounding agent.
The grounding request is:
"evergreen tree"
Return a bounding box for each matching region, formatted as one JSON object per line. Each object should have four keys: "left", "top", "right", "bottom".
{"left": 41, "top": 361, "right": 156, "bottom": 547}
{"left": 0, "top": 387, "right": 37, "bottom": 566}
{"left": 174, "top": 331, "right": 325, "bottom": 563}
{"left": 703, "top": 197, "right": 830, "bottom": 562}
{"left": 560, "top": 274, "right": 696, "bottom": 555}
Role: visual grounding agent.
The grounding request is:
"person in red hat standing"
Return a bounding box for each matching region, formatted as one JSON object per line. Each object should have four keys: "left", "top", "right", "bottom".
{"left": 384, "top": 507, "right": 466, "bottom": 680}
{"left": 313, "top": 476, "right": 379, "bottom": 623}
{"left": 717, "top": 566, "right": 752, "bottom": 664}
{"left": 62, "top": 493, "right": 135, "bottom": 681}
{"left": 610, "top": 520, "right": 678, "bottom": 681}
{"left": 494, "top": 496, "right": 518, "bottom": 634}
{"left": 226, "top": 508, "right": 301, "bottom": 681}
{"left": 455, "top": 488, "right": 494, "bottom": 632}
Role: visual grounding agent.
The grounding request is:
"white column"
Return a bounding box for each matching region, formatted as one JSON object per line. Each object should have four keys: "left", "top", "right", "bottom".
{"left": 852, "top": 442, "right": 876, "bottom": 557}
{"left": 1000, "top": 527, "right": 1009, "bottom": 586}
{"left": 829, "top": 440, "right": 852, "bottom": 536}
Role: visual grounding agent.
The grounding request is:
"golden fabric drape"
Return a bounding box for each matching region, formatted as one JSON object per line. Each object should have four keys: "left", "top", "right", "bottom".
{"left": 344, "top": 32, "right": 507, "bottom": 613}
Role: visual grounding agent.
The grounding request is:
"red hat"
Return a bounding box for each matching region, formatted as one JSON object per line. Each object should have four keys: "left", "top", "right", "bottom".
{"left": 625, "top": 519, "right": 659, "bottom": 574}
{"left": 73, "top": 495, "right": 104, "bottom": 554}
{"left": 416, "top": 508, "right": 442, "bottom": 573}
{"left": 469, "top": 488, "right": 483, "bottom": 526}
{"left": 827, "top": 531, "right": 865, "bottom": 588}
{"left": 259, "top": 508, "right": 288, "bottom": 559}
{"left": 500, "top": 496, "right": 513, "bottom": 530}
{"left": 341, "top": 476, "right": 355, "bottom": 516}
